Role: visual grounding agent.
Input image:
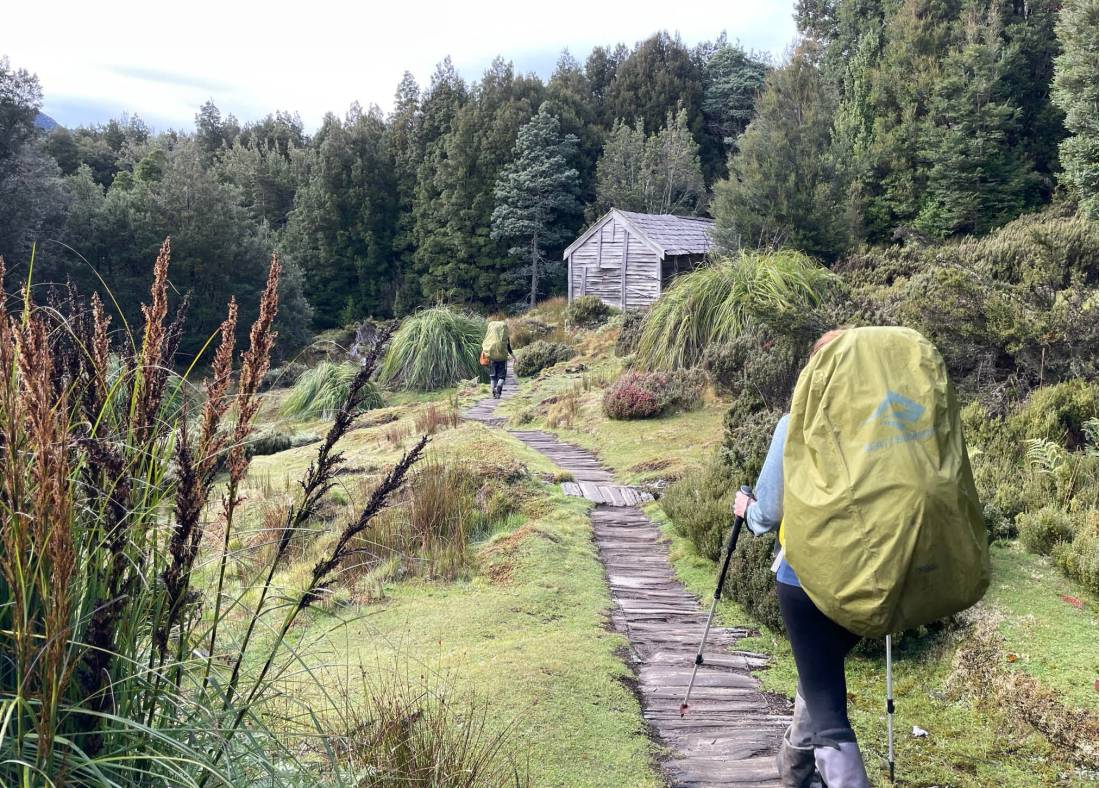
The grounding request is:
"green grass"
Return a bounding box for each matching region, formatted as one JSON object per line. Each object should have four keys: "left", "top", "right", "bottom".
{"left": 286, "top": 485, "right": 661, "bottom": 787}
{"left": 497, "top": 355, "right": 728, "bottom": 484}
{"left": 237, "top": 306, "right": 1098, "bottom": 787}
{"left": 984, "top": 541, "right": 1098, "bottom": 711}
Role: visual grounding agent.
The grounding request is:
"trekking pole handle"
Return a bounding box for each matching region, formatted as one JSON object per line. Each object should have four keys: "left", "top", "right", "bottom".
{"left": 713, "top": 485, "right": 753, "bottom": 600}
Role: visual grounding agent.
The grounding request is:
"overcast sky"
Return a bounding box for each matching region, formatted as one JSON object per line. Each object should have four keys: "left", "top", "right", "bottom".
{"left": 6, "top": 0, "right": 798, "bottom": 132}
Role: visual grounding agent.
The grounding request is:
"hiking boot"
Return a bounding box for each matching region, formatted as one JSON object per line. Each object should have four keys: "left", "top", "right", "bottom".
{"left": 777, "top": 691, "right": 818, "bottom": 787}
{"left": 813, "top": 735, "right": 869, "bottom": 788}
{"left": 777, "top": 727, "right": 817, "bottom": 787}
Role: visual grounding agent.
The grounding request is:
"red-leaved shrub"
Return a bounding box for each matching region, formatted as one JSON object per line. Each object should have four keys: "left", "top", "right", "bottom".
{"left": 602, "top": 369, "right": 703, "bottom": 420}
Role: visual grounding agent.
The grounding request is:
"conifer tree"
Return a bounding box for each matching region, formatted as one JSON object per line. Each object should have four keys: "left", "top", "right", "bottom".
{"left": 712, "top": 46, "right": 849, "bottom": 259}
{"left": 1052, "top": 0, "right": 1099, "bottom": 216}
{"left": 491, "top": 106, "right": 581, "bottom": 306}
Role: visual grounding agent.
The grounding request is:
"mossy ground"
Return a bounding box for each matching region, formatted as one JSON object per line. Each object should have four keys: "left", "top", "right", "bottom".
{"left": 235, "top": 317, "right": 1096, "bottom": 787}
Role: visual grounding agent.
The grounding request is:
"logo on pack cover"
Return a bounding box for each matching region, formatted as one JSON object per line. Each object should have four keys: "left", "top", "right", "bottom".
{"left": 864, "top": 390, "right": 934, "bottom": 452}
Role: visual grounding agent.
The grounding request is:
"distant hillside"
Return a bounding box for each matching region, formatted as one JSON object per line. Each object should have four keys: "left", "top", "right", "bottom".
{"left": 34, "top": 112, "right": 59, "bottom": 131}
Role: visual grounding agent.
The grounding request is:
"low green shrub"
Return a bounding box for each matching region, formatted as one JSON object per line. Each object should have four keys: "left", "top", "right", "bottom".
{"left": 723, "top": 532, "right": 785, "bottom": 634}
{"left": 614, "top": 309, "right": 647, "bottom": 356}
{"left": 662, "top": 454, "right": 735, "bottom": 562}
{"left": 514, "top": 340, "right": 574, "bottom": 377}
{"left": 661, "top": 453, "right": 784, "bottom": 633}
{"left": 1008, "top": 380, "right": 1098, "bottom": 450}
{"left": 282, "top": 361, "right": 383, "bottom": 419}
{"left": 1017, "top": 505, "right": 1076, "bottom": 556}
{"left": 377, "top": 307, "right": 486, "bottom": 391}
{"left": 565, "top": 294, "right": 616, "bottom": 328}
{"left": 507, "top": 316, "right": 552, "bottom": 349}
{"left": 1052, "top": 510, "right": 1099, "bottom": 595}
{"left": 248, "top": 430, "right": 291, "bottom": 457}
{"left": 602, "top": 370, "right": 704, "bottom": 420}
{"left": 703, "top": 329, "right": 805, "bottom": 408}
{"left": 722, "top": 407, "right": 782, "bottom": 487}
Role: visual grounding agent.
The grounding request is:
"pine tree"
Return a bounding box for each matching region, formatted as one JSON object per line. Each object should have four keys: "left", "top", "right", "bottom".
{"left": 593, "top": 119, "right": 646, "bottom": 215}
{"left": 606, "top": 33, "right": 705, "bottom": 151}
{"left": 914, "top": 6, "right": 1038, "bottom": 237}
{"left": 701, "top": 43, "right": 770, "bottom": 166}
{"left": 1052, "top": 0, "right": 1099, "bottom": 216}
{"left": 712, "top": 45, "right": 849, "bottom": 259}
{"left": 411, "top": 58, "right": 543, "bottom": 307}
{"left": 491, "top": 106, "right": 581, "bottom": 306}
{"left": 644, "top": 110, "right": 707, "bottom": 214}
{"left": 545, "top": 51, "right": 602, "bottom": 207}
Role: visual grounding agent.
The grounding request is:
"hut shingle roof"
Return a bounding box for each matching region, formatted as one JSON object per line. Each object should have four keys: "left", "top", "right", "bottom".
{"left": 615, "top": 211, "right": 716, "bottom": 256}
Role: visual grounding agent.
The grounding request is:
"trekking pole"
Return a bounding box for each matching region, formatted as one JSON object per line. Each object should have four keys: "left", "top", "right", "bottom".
{"left": 680, "top": 485, "right": 752, "bottom": 718}
{"left": 886, "top": 634, "right": 896, "bottom": 783}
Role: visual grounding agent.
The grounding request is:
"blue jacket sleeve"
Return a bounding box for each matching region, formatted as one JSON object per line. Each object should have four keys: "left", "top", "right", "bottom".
{"left": 745, "top": 414, "right": 789, "bottom": 536}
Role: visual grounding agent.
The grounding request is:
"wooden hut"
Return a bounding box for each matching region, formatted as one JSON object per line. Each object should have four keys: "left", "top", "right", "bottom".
{"left": 564, "top": 209, "right": 716, "bottom": 309}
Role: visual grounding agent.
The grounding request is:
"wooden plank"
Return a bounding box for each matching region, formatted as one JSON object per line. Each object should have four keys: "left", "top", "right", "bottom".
{"left": 461, "top": 380, "right": 785, "bottom": 787}
{"left": 567, "top": 252, "right": 573, "bottom": 302}
{"left": 620, "top": 231, "right": 629, "bottom": 309}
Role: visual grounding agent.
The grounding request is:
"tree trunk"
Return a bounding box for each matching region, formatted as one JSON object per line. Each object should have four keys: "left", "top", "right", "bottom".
{"left": 530, "top": 233, "right": 539, "bottom": 307}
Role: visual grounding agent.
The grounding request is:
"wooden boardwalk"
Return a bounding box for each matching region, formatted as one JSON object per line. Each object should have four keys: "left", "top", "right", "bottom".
{"left": 465, "top": 375, "right": 786, "bottom": 787}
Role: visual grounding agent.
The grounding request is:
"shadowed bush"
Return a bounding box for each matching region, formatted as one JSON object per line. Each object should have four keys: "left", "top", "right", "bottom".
{"left": 282, "top": 360, "right": 383, "bottom": 419}
{"left": 661, "top": 452, "right": 784, "bottom": 633}
{"left": 508, "top": 316, "right": 552, "bottom": 348}
{"left": 565, "top": 294, "right": 616, "bottom": 328}
{"left": 378, "top": 307, "right": 486, "bottom": 391}
{"left": 514, "top": 340, "right": 574, "bottom": 377}
{"left": 614, "top": 309, "right": 647, "bottom": 356}
{"left": 635, "top": 250, "right": 835, "bottom": 371}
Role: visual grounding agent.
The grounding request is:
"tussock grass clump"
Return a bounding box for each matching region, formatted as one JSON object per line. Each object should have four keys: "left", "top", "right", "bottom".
{"left": 414, "top": 399, "right": 461, "bottom": 435}
{"left": 635, "top": 250, "right": 834, "bottom": 370}
{"left": 377, "top": 307, "right": 486, "bottom": 391}
{"left": 323, "top": 667, "right": 528, "bottom": 786}
{"left": 282, "top": 360, "right": 383, "bottom": 419}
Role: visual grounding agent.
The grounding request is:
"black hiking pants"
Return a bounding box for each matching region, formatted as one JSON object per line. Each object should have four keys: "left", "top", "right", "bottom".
{"left": 489, "top": 360, "right": 507, "bottom": 387}
{"left": 777, "top": 581, "right": 862, "bottom": 744}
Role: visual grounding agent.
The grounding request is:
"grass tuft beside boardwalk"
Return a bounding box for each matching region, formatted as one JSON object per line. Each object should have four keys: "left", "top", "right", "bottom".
{"left": 292, "top": 485, "right": 662, "bottom": 787}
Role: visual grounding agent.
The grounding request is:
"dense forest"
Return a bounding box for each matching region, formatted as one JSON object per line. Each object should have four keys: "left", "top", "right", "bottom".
{"left": 0, "top": 0, "right": 1096, "bottom": 362}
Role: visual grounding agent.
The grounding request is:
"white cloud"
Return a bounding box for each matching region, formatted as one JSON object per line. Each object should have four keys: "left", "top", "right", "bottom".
{"left": 7, "top": 0, "right": 797, "bottom": 130}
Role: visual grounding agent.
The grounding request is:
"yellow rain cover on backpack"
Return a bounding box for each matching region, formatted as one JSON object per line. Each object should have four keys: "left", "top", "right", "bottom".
{"left": 482, "top": 321, "right": 510, "bottom": 361}
{"left": 782, "top": 327, "right": 989, "bottom": 637}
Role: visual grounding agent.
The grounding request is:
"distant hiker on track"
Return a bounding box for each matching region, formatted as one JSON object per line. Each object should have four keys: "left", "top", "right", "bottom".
{"left": 734, "top": 326, "right": 989, "bottom": 788}
{"left": 482, "top": 319, "right": 515, "bottom": 399}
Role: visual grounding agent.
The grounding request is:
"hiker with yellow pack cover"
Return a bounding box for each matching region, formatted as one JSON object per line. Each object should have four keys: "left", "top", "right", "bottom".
{"left": 734, "top": 327, "right": 989, "bottom": 787}
{"left": 481, "top": 320, "right": 516, "bottom": 399}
